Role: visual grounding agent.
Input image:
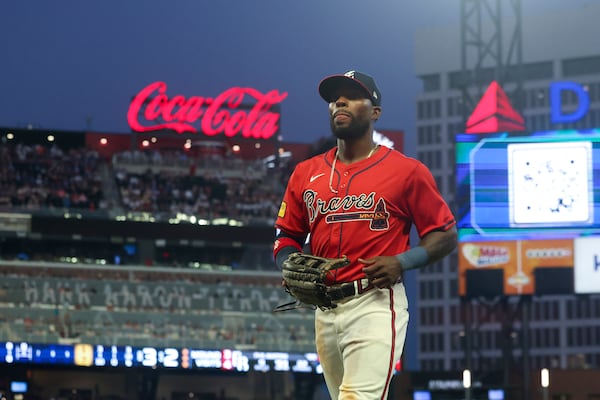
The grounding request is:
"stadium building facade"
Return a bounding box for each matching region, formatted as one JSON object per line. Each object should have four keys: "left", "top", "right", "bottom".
{"left": 412, "top": 2, "right": 600, "bottom": 396}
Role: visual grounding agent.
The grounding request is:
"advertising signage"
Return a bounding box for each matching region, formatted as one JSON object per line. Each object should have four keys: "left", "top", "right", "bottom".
{"left": 456, "top": 80, "right": 600, "bottom": 297}
{"left": 127, "top": 81, "right": 288, "bottom": 139}
{"left": 465, "top": 80, "right": 592, "bottom": 134}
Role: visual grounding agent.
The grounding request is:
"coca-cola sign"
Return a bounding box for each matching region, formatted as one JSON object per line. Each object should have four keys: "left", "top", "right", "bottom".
{"left": 127, "top": 81, "right": 288, "bottom": 139}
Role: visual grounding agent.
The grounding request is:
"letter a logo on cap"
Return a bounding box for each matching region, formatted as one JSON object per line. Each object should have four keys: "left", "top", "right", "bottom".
{"left": 345, "top": 71, "right": 356, "bottom": 79}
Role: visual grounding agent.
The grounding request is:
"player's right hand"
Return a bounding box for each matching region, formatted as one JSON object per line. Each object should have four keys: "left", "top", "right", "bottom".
{"left": 359, "top": 256, "right": 404, "bottom": 288}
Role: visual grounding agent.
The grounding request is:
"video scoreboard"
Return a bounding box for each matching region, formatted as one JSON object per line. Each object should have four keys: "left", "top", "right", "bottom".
{"left": 0, "top": 341, "right": 322, "bottom": 373}
{"left": 456, "top": 128, "right": 600, "bottom": 296}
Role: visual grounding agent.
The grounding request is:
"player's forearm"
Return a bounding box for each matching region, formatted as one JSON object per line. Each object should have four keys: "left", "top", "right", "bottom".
{"left": 275, "top": 246, "right": 300, "bottom": 270}
{"left": 273, "top": 231, "right": 305, "bottom": 270}
{"left": 397, "top": 227, "right": 457, "bottom": 271}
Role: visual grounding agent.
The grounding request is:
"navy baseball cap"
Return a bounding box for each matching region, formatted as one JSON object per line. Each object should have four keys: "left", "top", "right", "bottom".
{"left": 318, "top": 70, "right": 382, "bottom": 106}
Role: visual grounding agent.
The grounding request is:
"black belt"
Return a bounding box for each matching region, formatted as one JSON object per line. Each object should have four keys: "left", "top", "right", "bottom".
{"left": 327, "top": 278, "right": 374, "bottom": 302}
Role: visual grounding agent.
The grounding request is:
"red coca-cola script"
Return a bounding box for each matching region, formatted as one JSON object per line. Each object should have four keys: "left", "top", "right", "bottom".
{"left": 127, "top": 81, "right": 288, "bottom": 139}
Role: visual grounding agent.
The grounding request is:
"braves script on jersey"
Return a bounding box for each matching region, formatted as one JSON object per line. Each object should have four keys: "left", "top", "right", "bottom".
{"left": 276, "top": 145, "right": 455, "bottom": 284}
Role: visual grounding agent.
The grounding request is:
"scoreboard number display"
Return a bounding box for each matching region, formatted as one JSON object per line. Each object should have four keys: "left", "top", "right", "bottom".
{"left": 0, "top": 341, "right": 326, "bottom": 374}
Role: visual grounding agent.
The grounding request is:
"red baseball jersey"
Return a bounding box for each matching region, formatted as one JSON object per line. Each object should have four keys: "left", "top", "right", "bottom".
{"left": 275, "top": 145, "right": 455, "bottom": 284}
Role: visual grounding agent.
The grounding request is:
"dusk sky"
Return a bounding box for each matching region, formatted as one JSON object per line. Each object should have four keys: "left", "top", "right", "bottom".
{"left": 0, "top": 1, "right": 592, "bottom": 156}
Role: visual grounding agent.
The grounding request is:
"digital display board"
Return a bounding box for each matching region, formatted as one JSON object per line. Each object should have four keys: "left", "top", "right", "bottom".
{"left": 0, "top": 341, "right": 323, "bottom": 374}
{"left": 456, "top": 129, "right": 600, "bottom": 241}
{"left": 574, "top": 236, "right": 600, "bottom": 294}
{"left": 0, "top": 341, "right": 404, "bottom": 375}
{"left": 456, "top": 128, "right": 600, "bottom": 296}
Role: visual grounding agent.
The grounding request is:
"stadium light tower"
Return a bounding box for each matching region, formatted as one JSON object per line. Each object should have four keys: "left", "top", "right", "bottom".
{"left": 459, "top": 0, "right": 524, "bottom": 124}
{"left": 459, "top": 1, "right": 528, "bottom": 400}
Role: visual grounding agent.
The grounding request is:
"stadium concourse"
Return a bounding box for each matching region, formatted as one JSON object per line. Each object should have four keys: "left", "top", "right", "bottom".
{"left": 0, "top": 129, "right": 339, "bottom": 400}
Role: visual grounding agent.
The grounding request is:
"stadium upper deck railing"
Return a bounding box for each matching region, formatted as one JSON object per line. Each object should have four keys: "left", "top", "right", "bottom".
{"left": 0, "top": 261, "right": 316, "bottom": 353}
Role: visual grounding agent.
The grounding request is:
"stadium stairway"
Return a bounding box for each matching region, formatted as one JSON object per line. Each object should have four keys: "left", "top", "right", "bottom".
{"left": 99, "top": 161, "right": 124, "bottom": 213}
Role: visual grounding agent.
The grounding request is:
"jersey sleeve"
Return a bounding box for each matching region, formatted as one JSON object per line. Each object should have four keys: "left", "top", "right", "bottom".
{"left": 403, "top": 161, "right": 456, "bottom": 238}
{"left": 275, "top": 164, "right": 310, "bottom": 237}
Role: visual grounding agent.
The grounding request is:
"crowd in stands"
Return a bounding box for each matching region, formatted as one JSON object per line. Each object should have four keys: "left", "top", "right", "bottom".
{"left": 0, "top": 142, "right": 105, "bottom": 211}
{"left": 0, "top": 142, "right": 288, "bottom": 227}
{"left": 114, "top": 168, "right": 281, "bottom": 222}
{"left": 112, "top": 149, "right": 285, "bottom": 224}
{"left": 112, "top": 148, "right": 262, "bottom": 174}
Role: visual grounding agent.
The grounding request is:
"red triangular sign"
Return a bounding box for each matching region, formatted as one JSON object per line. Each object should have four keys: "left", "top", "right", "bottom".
{"left": 465, "top": 81, "right": 526, "bottom": 133}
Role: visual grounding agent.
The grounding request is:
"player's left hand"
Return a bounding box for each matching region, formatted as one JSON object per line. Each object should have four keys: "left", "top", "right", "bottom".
{"left": 359, "top": 256, "right": 404, "bottom": 288}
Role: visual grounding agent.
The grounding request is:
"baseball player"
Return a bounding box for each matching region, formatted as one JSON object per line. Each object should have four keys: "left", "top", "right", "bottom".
{"left": 273, "top": 70, "right": 457, "bottom": 399}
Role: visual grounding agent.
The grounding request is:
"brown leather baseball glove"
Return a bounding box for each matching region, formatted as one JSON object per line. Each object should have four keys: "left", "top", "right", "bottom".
{"left": 276, "top": 253, "right": 350, "bottom": 311}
